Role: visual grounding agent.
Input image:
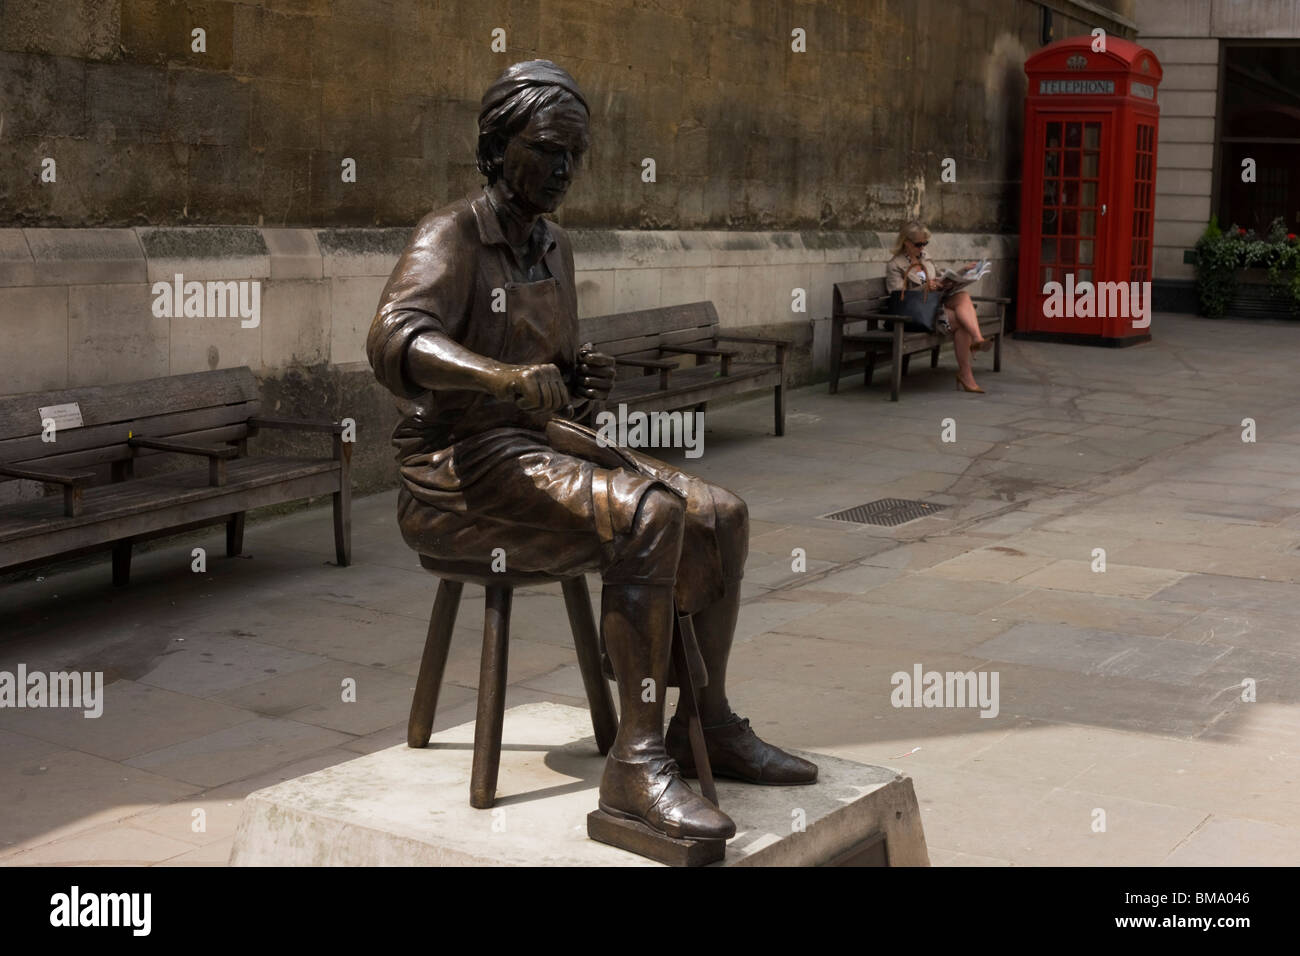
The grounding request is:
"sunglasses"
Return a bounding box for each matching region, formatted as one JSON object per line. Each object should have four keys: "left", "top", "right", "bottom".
{"left": 910, "top": 240, "right": 929, "bottom": 248}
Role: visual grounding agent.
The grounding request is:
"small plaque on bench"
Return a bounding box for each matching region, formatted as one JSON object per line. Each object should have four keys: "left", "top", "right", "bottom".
{"left": 39, "top": 402, "right": 83, "bottom": 430}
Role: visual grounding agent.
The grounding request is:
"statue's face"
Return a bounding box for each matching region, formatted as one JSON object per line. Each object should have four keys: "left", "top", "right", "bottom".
{"left": 500, "top": 98, "right": 590, "bottom": 213}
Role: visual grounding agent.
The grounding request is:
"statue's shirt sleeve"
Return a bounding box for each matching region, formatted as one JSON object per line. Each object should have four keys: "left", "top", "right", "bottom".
{"left": 366, "top": 205, "right": 477, "bottom": 400}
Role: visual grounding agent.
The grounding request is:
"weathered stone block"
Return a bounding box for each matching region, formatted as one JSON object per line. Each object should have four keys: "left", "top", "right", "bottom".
{"left": 0, "top": 286, "right": 69, "bottom": 395}
{"left": 68, "top": 283, "right": 169, "bottom": 387}
{"left": 260, "top": 279, "right": 331, "bottom": 368}
{"left": 262, "top": 228, "right": 323, "bottom": 280}
{"left": 24, "top": 228, "right": 147, "bottom": 286}
{"left": 329, "top": 275, "right": 387, "bottom": 365}
{"left": 0, "top": 52, "right": 87, "bottom": 138}
{"left": 85, "top": 62, "right": 167, "bottom": 143}
{"left": 0, "top": 232, "right": 36, "bottom": 287}
{"left": 137, "top": 226, "right": 270, "bottom": 282}
{"left": 166, "top": 70, "right": 249, "bottom": 147}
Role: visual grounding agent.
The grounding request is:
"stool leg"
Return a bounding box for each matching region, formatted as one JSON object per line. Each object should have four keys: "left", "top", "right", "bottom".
{"left": 561, "top": 577, "right": 618, "bottom": 756}
{"left": 408, "top": 579, "right": 464, "bottom": 748}
{"left": 471, "top": 585, "right": 512, "bottom": 809}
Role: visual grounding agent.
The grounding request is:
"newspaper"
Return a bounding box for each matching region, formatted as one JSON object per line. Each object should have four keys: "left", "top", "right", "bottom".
{"left": 940, "top": 259, "right": 992, "bottom": 291}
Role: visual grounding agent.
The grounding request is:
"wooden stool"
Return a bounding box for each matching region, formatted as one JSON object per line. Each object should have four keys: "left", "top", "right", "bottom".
{"left": 407, "top": 555, "right": 717, "bottom": 812}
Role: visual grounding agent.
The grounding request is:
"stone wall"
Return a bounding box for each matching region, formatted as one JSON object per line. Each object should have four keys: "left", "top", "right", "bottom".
{"left": 1, "top": 0, "right": 1131, "bottom": 233}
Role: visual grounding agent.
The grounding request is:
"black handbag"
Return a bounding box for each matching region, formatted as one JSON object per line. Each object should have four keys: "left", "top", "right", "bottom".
{"left": 887, "top": 288, "right": 944, "bottom": 333}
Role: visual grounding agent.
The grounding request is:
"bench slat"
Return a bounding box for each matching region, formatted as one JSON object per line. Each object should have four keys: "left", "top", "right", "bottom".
{"left": 0, "top": 456, "right": 338, "bottom": 543}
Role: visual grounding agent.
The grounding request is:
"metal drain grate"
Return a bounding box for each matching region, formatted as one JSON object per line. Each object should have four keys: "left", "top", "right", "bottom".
{"left": 821, "top": 498, "right": 947, "bottom": 527}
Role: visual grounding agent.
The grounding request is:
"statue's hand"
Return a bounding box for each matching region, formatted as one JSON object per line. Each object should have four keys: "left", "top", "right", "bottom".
{"left": 575, "top": 345, "right": 616, "bottom": 401}
{"left": 500, "top": 363, "right": 570, "bottom": 412}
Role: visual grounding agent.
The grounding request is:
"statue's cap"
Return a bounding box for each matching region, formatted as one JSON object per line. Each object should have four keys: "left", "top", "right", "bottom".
{"left": 479, "top": 59, "right": 588, "bottom": 117}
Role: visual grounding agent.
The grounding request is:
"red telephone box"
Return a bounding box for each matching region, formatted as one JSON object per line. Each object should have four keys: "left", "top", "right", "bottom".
{"left": 1016, "top": 36, "right": 1162, "bottom": 346}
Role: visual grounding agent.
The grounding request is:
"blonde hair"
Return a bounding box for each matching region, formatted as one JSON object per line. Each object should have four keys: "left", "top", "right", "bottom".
{"left": 891, "top": 220, "right": 932, "bottom": 256}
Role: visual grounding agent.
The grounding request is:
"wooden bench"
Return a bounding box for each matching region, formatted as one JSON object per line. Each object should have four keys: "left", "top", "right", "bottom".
{"left": 0, "top": 367, "right": 351, "bottom": 587}
{"left": 580, "top": 301, "right": 790, "bottom": 436}
{"left": 828, "top": 277, "right": 1008, "bottom": 401}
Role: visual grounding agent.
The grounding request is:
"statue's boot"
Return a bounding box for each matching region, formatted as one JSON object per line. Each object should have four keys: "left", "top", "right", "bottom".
{"left": 597, "top": 582, "right": 736, "bottom": 840}
{"left": 665, "top": 577, "right": 819, "bottom": 786}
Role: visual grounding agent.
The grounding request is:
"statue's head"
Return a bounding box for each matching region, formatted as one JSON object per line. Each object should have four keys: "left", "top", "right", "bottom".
{"left": 477, "top": 60, "right": 590, "bottom": 213}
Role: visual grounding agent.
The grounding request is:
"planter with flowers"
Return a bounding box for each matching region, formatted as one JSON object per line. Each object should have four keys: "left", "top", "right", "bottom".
{"left": 1192, "top": 217, "right": 1300, "bottom": 319}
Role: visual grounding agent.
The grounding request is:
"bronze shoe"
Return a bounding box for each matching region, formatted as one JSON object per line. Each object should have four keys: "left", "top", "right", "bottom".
{"left": 598, "top": 754, "right": 736, "bottom": 840}
{"left": 666, "top": 712, "right": 818, "bottom": 786}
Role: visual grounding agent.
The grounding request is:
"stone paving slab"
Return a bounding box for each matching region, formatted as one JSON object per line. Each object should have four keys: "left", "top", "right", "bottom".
{"left": 2, "top": 314, "right": 1299, "bottom": 865}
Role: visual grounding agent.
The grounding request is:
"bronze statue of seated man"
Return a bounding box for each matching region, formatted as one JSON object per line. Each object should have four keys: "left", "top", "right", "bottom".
{"left": 367, "top": 59, "right": 816, "bottom": 845}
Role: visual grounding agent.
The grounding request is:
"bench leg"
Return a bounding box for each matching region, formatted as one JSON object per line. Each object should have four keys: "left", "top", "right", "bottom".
{"left": 864, "top": 351, "right": 875, "bottom": 386}
{"left": 930, "top": 346, "right": 940, "bottom": 368}
{"left": 226, "top": 512, "right": 245, "bottom": 557}
{"left": 891, "top": 328, "right": 904, "bottom": 402}
{"left": 994, "top": 332, "right": 1003, "bottom": 372}
{"left": 562, "top": 577, "right": 617, "bottom": 757}
{"left": 408, "top": 579, "right": 465, "bottom": 749}
{"left": 901, "top": 354, "right": 911, "bottom": 376}
{"left": 471, "top": 584, "right": 512, "bottom": 809}
{"left": 829, "top": 320, "right": 842, "bottom": 394}
{"left": 333, "top": 435, "right": 352, "bottom": 567}
{"left": 773, "top": 383, "right": 785, "bottom": 437}
{"left": 112, "top": 539, "right": 132, "bottom": 587}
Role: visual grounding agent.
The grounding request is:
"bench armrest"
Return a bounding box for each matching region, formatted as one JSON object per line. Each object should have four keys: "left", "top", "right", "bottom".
{"left": 127, "top": 437, "right": 238, "bottom": 459}
{"left": 660, "top": 344, "right": 738, "bottom": 375}
{"left": 614, "top": 356, "right": 675, "bottom": 390}
{"left": 247, "top": 415, "right": 346, "bottom": 434}
{"left": 715, "top": 335, "right": 789, "bottom": 374}
{"left": 836, "top": 311, "right": 909, "bottom": 325}
{"left": 613, "top": 356, "right": 676, "bottom": 370}
{"left": 127, "top": 436, "right": 237, "bottom": 487}
{"left": 714, "top": 334, "right": 790, "bottom": 348}
{"left": 0, "top": 463, "right": 95, "bottom": 517}
{"left": 968, "top": 296, "right": 1011, "bottom": 305}
{"left": 0, "top": 463, "right": 95, "bottom": 486}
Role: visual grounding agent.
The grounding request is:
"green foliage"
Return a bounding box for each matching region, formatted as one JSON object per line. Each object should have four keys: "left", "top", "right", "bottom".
{"left": 1193, "top": 217, "right": 1300, "bottom": 318}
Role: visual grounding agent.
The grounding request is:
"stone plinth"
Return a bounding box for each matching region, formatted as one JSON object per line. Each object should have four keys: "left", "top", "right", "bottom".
{"left": 229, "top": 702, "right": 929, "bottom": 867}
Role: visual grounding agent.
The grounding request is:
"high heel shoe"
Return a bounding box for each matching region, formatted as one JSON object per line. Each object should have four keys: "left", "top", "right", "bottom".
{"left": 955, "top": 375, "right": 985, "bottom": 394}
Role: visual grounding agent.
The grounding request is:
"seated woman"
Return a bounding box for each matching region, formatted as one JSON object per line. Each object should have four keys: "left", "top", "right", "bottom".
{"left": 885, "top": 220, "right": 990, "bottom": 393}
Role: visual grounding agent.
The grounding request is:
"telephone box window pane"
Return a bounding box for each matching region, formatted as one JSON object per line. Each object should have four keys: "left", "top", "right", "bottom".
{"left": 1062, "top": 210, "right": 1078, "bottom": 235}
{"left": 1045, "top": 152, "right": 1060, "bottom": 176}
{"left": 1065, "top": 151, "right": 1080, "bottom": 177}
{"left": 1082, "top": 152, "right": 1099, "bottom": 177}
{"left": 1046, "top": 122, "right": 1061, "bottom": 147}
{"left": 1059, "top": 238, "right": 1077, "bottom": 263}
{"left": 1043, "top": 180, "right": 1059, "bottom": 206}
{"left": 1077, "top": 269, "right": 1093, "bottom": 283}
{"left": 1041, "top": 239, "right": 1057, "bottom": 262}
{"left": 1041, "top": 267, "right": 1055, "bottom": 284}
{"left": 1134, "top": 182, "right": 1142, "bottom": 205}
{"left": 1082, "top": 182, "right": 1097, "bottom": 205}
{"left": 1078, "top": 239, "right": 1094, "bottom": 264}
{"left": 1063, "top": 180, "right": 1079, "bottom": 205}
{"left": 1066, "top": 123, "right": 1082, "bottom": 147}
{"left": 1084, "top": 123, "right": 1100, "bottom": 148}
{"left": 1080, "top": 211, "right": 1096, "bottom": 234}
{"left": 1042, "top": 209, "right": 1058, "bottom": 234}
